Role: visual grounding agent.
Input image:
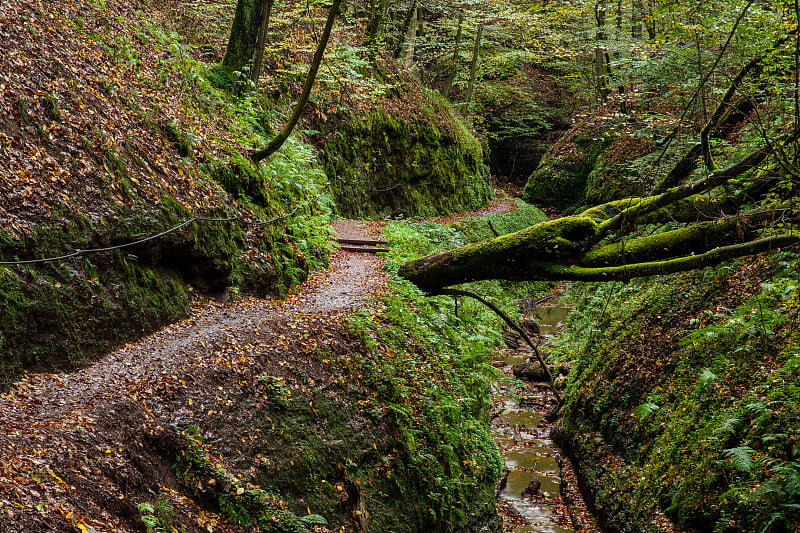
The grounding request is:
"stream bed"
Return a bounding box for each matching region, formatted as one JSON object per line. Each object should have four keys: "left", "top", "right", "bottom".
{"left": 491, "top": 306, "right": 599, "bottom": 533}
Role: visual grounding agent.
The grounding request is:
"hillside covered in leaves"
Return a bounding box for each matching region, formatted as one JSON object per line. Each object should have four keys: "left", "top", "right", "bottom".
{"left": 0, "top": 0, "right": 494, "bottom": 384}
{"left": 2, "top": 0, "right": 800, "bottom": 531}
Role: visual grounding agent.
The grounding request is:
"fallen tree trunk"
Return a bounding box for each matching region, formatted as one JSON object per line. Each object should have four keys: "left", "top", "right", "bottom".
{"left": 398, "top": 133, "right": 799, "bottom": 293}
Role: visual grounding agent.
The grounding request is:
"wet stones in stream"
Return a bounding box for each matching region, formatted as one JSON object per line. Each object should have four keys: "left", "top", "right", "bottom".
{"left": 492, "top": 305, "right": 600, "bottom": 533}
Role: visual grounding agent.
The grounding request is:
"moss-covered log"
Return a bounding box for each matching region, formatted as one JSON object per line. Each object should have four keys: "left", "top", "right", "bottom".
{"left": 399, "top": 210, "right": 798, "bottom": 292}
{"left": 399, "top": 128, "right": 800, "bottom": 292}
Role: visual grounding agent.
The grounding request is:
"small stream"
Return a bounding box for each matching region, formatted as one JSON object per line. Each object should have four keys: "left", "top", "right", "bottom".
{"left": 491, "top": 306, "right": 587, "bottom": 533}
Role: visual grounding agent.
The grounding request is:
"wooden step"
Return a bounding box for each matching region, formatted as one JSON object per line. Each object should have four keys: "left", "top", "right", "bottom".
{"left": 336, "top": 237, "right": 389, "bottom": 246}
{"left": 340, "top": 245, "right": 390, "bottom": 254}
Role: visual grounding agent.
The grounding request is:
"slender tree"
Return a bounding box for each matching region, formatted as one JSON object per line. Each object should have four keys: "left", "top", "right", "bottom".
{"left": 464, "top": 23, "right": 483, "bottom": 112}
{"left": 593, "top": 0, "right": 611, "bottom": 103}
{"left": 442, "top": 10, "right": 464, "bottom": 99}
{"left": 251, "top": 0, "right": 343, "bottom": 162}
{"left": 250, "top": 0, "right": 274, "bottom": 89}
{"left": 393, "top": 0, "right": 419, "bottom": 60}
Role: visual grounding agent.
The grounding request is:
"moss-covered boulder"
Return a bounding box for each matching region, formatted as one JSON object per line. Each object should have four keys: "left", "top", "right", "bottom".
{"left": 523, "top": 118, "right": 615, "bottom": 208}
{"left": 473, "top": 63, "right": 575, "bottom": 185}
{"left": 583, "top": 132, "right": 658, "bottom": 205}
{"left": 318, "top": 98, "right": 492, "bottom": 219}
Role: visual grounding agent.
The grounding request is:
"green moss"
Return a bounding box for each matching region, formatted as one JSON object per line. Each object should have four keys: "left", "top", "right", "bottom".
{"left": 523, "top": 120, "right": 616, "bottom": 208}
{"left": 449, "top": 216, "right": 597, "bottom": 264}
{"left": 322, "top": 102, "right": 492, "bottom": 219}
{"left": 583, "top": 134, "right": 658, "bottom": 205}
{"left": 555, "top": 253, "right": 800, "bottom": 532}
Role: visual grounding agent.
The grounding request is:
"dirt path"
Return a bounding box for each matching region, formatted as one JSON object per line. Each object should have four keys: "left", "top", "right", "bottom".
{"left": 0, "top": 208, "right": 523, "bottom": 530}
{"left": 0, "top": 221, "right": 387, "bottom": 529}
{"left": 0, "top": 248, "right": 386, "bottom": 425}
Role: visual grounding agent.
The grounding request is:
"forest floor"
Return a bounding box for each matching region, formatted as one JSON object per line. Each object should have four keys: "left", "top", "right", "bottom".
{"left": 0, "top": 199, "right": 529, "bottom": 531}
{"left": 0, "top": 219, "right": 389, "bottom": 531}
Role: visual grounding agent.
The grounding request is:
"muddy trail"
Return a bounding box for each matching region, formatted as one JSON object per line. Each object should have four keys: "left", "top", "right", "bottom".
{"left": 0, "top": 198, "right": 599, "bottom": 532}
{"left": 0, "top": 217, "right": 389, "bottom": 531}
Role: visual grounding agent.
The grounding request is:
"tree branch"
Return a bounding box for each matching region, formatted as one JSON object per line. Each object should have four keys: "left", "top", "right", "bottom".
{"left": 547, "top": 234, "right": 799, "bottom": 282}
{"left": 582, "top": 208, "right": 793, "bottom": 268}
{"left": 436, "top": 288, "right": 562, "bottom": 405}
{"left": 250, "top": 0, "right": 342, "bottom": 162}
{"left": 598, "top": 127, "right": 800, "bottom": 237}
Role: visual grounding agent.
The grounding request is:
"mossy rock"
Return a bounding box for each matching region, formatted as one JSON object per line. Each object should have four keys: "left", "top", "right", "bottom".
{"left": 583, "top": 132, "right": 657, "bottom": 205}
{"left": 556, "top": 254, "right": 800, "bottom": 532}
{"left": 473, "top": 63, "right": 575, "bottom": 184}
{"left": 319, "top": 99, "right": 492, "bottom": 219}
{"left": 523, "top": 118, "right": 616, "bottom": 208}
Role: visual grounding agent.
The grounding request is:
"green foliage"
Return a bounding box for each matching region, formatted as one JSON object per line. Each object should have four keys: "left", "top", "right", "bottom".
{"left": 556, "top": 252, "right": 800, "bottom": 532}
{"left": 257, "top": 375, "right": 293, "bottom": 408}
{"left": 723, "top": 446, "right": 756, "bottom": 474}
{"left": 633, "top": 401, "right": 660, "bottom": 422}
{"left": 137, "top": 494, "right": 181, "bottom": 533}
{"left": 174, "top": 426, "right": 315, "bottom": 532}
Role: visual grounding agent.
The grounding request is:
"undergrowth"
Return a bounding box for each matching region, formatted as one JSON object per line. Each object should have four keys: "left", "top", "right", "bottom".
{"left": 553, "top": 251, "right": 800, "bottom": 532}
{"left": 334, "top": 201, "right": 552, "bottom": 530}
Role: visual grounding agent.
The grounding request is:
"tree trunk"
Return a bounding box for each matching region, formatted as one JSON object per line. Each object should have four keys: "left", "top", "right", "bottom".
{"left": 403, "top": 4, "right": 418, "bottom": 69}
{"left": 250, "top": 0, "right": 274, "bottom": 89}
{"left": 594, "top": 0, "right": 611, "bottom": 103}
{"left": 442, "top": 10, "right": 464, "bottom": 99}
{"left": 251, "top": 0, "right": 343, "bottom": 162}
{"left": 631, "top": 0, "right": 644, "bottom": 39}
{"left": 365, "top": 0, "right": 387, "bottom": 44}
{"left": 464, "top": 24, "right": 483, "bottom": 113}
{"left": 393, "top": 0, "right": 418, "bottom": 60}
{"left": 223, "top": 0, "right": 268, "bottom": 94}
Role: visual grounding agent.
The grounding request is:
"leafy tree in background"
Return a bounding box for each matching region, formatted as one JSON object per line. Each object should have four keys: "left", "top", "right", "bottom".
{"left": 399, "top": 17, "right": 800, "bottom": 291}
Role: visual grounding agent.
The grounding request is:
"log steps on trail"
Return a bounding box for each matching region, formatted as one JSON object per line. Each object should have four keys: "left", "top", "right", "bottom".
{"left": 337, "top": 237, "right": 389, "bottom": 254}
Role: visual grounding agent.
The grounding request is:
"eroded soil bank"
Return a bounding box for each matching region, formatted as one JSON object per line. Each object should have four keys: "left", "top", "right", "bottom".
{"left": 0, "top": 215, "right": 505, "bottom": 533}
{"left": 0, "top": 248, "right": 392, "bottom": 531}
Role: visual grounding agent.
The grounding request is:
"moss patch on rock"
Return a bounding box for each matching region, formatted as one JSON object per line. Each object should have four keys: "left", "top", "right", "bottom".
{"left": 583, "top": 132, "right": 658, "bottom": 205}
{"left": 523, "top": 118, "right": 615, "bottom": 208}
{"left": 550, "top": 253, "right": 800, "bottom": 532}
{"left": 319, "top": 98, "right": 493, "bottom": 219}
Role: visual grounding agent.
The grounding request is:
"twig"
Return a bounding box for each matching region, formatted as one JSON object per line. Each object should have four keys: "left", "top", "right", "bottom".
{"left": 435, "top": 288, "right": 562, "bottom": 410}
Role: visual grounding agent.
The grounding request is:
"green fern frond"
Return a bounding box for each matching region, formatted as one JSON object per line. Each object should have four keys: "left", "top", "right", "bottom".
{"left": 713, "top": 416, "right": 742, "bottom": 438}
{"left": 300, "top": 514, "right": 328, "bottom": 526}
{"left": 633, "top": 401, "right": 660, "bottom": 421}
{"left": 723, "top": 446, "right": 755, "bottom": 474}
{"left": 698, "top": 368, "right": 716, "bottom": 386}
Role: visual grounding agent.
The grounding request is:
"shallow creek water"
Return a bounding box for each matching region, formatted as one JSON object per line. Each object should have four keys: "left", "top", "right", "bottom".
{"left": 491, "top": 306, "right": 579, "bottom": 533}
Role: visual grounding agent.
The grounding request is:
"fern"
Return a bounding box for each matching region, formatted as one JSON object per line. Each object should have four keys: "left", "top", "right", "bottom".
{"left": 744, "top": 399, "right": 767, "bottom": 416}
{"left": 300, "top": 514, "right": 328, "bottom": 526}
{"left": 633, "top": 401, "right": 660, "bottom": 421}
{"left": 713, "top": 416, "right": 742, "bottom": 439}
{"left": 722, "top": 446, "right": 756, "bottom": 474}
{"left": 756, "top": 460, "right": 800, "bottom": 533}
{"left": 698, "top": 368, "right": 716, "bottom": 386}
